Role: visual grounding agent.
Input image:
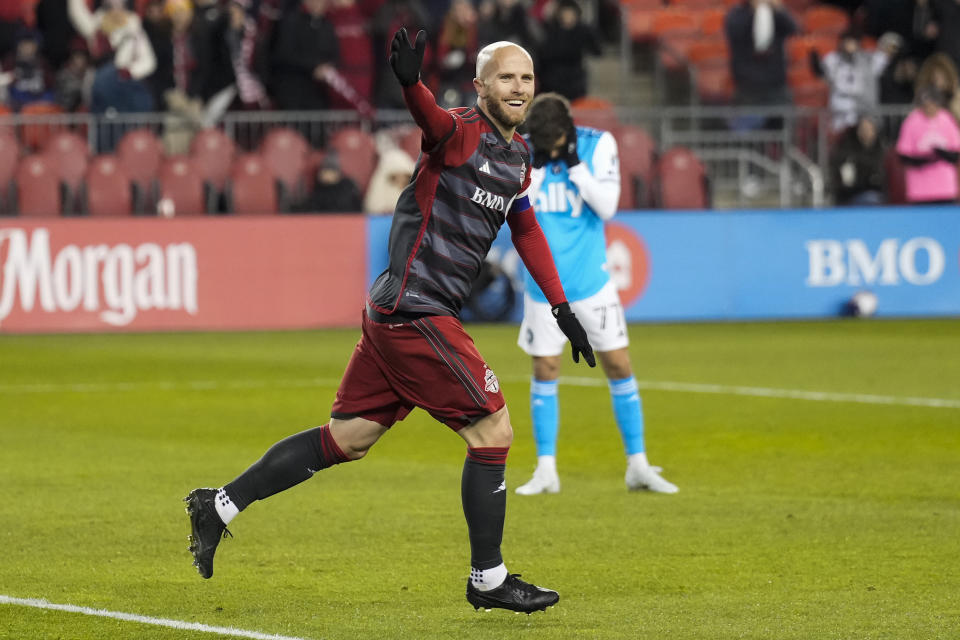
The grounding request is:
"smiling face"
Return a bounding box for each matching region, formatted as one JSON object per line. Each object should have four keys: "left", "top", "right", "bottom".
{"left": 473, "top": 43, "right": 535, "bottom": 139}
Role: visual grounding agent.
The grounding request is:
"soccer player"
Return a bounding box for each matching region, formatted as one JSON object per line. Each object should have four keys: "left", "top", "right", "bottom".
{"left": 514, "top": 93, "right": 678, "bottom": 496}
{"left": 184, "top": 29, "right": 595, "bottom": 614}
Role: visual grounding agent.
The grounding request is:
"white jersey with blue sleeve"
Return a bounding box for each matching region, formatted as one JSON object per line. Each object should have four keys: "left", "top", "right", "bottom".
{"left": 523, "top": 126, "right": 621, "bottom": 304}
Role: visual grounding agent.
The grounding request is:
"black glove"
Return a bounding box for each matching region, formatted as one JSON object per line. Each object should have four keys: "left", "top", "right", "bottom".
{"left": 389, "top": 28, "right": 426, "bottom": 88}
{"left": 552, "top": 302, "right": 595, "bottom": 367}
{"left": 531, "top": 149, "right": 549, "bottom": 169}
{"left": 562, "top": 123, "right": 580, "bottom": 168}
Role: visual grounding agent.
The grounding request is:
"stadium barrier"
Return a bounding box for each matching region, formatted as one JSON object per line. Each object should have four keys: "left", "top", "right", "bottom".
{"left": 0, "top": 215, "right": 367, "bottom": 333}
{"left": 370, "top": 206, "right": 960, "bottom": 323}
{"left": 0, "top": 105, "right": 915, "bottom": 213}
{"left": 2, "top": 205, "right": 956, "bottom": 334}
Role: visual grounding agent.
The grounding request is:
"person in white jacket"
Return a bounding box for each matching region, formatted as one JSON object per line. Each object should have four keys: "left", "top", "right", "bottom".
{"left": 68, "top": 0, "right": 157, "bottom": 113}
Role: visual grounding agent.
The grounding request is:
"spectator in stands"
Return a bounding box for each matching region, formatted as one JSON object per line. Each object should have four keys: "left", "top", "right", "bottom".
{"left": 536, "top": 0, "right": 601, "bottom": 102}
{"left": 3, "top": 30, "right": 54, "bottom": 110}
{"left": 142, "top": 0, "right": 173, "bottom": 110}
{"left": 327, "top": 0, "right": 374, "bottom": 110}
{"left": 68, "top": 0, "right": 156, "bottom": 113}
{"left": 270, "top": 0, "right": 339, "bottom": 110}
{"left": 811, "top": 30, "right": 893, "bottom": 132}
{"left": 293, "top": 151, "right": 363, "bottom": 213}
{"left": 0, "top": 0, "right": 23, "bottom": 61}
{"left": 879, "top": 32, "right": 920, "bottom": 105}
{"left": 190, "top": 0, "right": 238, "bottom": 109}
{"left": 896, "top": 86, "right": 960, "bottom": 204}
{"left": 371, "top": 0, "right": 429, "bottom": 109}
{"left": 433, "top": 0, "right": 478, "bottom": 108}
{"left": 363, "top": 147, "right": 415, "bottom": 214}
{"left": 830, "top": 114, "right": 887, "bottom": 205}
{"left": 864, "top": 0, "right": 937, "bottom": 62}
{"left": 933, "top": 0, "right": 960, "bottom": 72}
{"left": 476, "top": 0, "right": 539, "bottom": 50}
{"left": 915, "top": 52, "right": 960, "bottom": 122}
{"left": 35, "top": 0, "right": 78, "bottom": 70}
{"left": 54, "top": 46, "right": 92, "bottom": 111}
{"left": 725, "top": 0, "right": 797, "bottom": 114}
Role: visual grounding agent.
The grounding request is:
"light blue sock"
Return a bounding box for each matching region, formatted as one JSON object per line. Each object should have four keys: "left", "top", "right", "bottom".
{"left": 609, "top": 376, "right": 645, "bottom": 455}
{"left": 530, "top": 378, "right": 559, "bottom": 457}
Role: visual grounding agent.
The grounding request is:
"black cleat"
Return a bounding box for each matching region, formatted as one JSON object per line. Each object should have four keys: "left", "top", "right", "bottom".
{"left": 184, "top": 488, "right": 232, "bottom": 579}
{"left": 466, "top": 574, "right": 559, "bottom": 614}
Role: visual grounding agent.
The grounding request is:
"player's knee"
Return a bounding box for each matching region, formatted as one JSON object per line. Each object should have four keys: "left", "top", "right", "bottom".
{"left": 599, "top": 349, "right": 632, "bottom": 380}
{"left": 533, "top": 356, "right": 561, "bottom": 381}
{"left": 461, "top": 407, "right": 513, "bottom": 448}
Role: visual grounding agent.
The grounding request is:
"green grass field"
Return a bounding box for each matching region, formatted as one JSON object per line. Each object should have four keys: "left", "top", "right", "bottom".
{"left": 1, "top": 319, "right": 959, "bottom": 639}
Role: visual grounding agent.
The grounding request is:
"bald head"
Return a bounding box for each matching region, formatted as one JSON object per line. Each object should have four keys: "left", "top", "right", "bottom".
{"left": 475, "top": 41, "right": 533, "bottom": 80}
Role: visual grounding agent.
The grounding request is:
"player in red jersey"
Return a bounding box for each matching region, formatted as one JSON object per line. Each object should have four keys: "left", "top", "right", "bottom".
{"left": 185, "top": 28, "right": 594, "bottom": 614}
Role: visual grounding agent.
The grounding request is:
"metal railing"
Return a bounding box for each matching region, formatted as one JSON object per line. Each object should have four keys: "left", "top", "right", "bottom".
{"left": 0, "top": 103, "right": 913, "bottom": 210}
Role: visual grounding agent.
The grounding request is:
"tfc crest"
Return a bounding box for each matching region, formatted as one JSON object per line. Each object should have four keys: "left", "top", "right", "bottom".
{"left": 484, "top": 367, "right": 500, "bottom": 393}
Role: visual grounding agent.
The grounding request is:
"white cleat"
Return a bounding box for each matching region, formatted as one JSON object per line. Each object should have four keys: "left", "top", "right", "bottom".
{"left": 626, "top": 464, "right": 678, "bottom": 494}
{"left": 515, "top": 469, "right": 561, "bottom": 495}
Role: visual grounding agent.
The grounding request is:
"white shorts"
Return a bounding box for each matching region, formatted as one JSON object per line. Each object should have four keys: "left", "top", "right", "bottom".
{"left": 518, "top": 281, "right": 629, "bottom": 357}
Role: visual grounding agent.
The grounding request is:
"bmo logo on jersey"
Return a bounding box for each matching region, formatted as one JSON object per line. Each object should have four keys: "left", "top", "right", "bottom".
{"left": 805, "top": 237, "right": 946, "bottom": 287}
{"left": 471, "top": 187, "right": 506, "bottom": 213}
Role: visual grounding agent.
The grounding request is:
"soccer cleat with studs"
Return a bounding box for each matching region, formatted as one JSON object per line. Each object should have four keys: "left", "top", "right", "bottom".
{"left": 466, "top": 574, "right": 559, "bottom": 614}
{"left": 184, "top": 487, "right": 232, "bottom": 579}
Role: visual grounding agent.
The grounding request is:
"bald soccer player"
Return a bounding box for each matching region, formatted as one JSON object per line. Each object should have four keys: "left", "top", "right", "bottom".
{"left": 183, "top": 29, "right": 595, "bottom": 614}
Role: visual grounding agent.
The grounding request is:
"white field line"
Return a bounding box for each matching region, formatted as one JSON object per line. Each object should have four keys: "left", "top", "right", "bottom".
{"left": 0, "top": 595, "right": 312, "bottom": 640}
{"left": 0, "top": 376, "right": 958, "bottom": 410}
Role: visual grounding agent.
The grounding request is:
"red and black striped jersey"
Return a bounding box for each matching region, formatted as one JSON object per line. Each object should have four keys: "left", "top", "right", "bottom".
{"left": 367, "top": 105, "right": 532, "bottom": 321}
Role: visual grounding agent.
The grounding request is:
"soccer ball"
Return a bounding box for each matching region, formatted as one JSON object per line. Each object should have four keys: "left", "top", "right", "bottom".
{"left": 848, "top": 290, "right": 878, "bottom": 317}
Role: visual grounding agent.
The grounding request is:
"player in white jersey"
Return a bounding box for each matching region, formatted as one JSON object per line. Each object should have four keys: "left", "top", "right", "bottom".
{"left": 515, "top": 93, "right": 677, "bottom": 495}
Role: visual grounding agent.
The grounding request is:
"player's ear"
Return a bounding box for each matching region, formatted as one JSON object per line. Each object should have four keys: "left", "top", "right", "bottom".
{"left": 473, "top": 76, "right": 484, "bottom": 97}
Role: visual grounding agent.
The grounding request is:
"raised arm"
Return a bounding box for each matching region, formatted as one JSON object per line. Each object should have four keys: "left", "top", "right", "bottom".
{"left": 390, "top": 28, "right": 456, "bottom": 149}
{"left": 67, "top": 0, "right": 99, "bottom": 40}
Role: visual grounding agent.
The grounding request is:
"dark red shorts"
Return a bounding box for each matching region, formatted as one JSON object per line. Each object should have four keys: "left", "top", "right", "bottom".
{"left": 330, "top": 311, "right": 505, "bottom": 430}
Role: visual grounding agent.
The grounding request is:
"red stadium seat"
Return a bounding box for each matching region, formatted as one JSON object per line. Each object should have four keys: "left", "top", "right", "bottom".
{"left": 85, "top": 155, "right": 133, "bottom": 217}
{"left": 694, "top": 65, "right": 734, "bottom": 103}
{"left": 571, "top": 96, "right": 619, "bottom": 131}
{"left": 259, "top": 127, "right": 309, "bottom": 199}
{"left": 651, "top": 9, "right": 699, "bottom": 39}
{"left": 189, "top": 128, "right": 236, "bottom": 192}
{"left": 656, "top": 147, "right": 709, "bottom": 210}
{"left": 802, "top": 5, "right": 849, "bottom": 36}
{"left": 16, "top": 154, "right": 61, "bottom": 217}
{"left": 394, "top": 125, "right": 423, "bottom": 162}
{"left": 699, "top": 8, "right": 727, "bottom": 37}
{"left": 687, "top": 39, "right": 729, "bottom": 68}
{"left": 615, "top": 125, "right": 657, "bottom": 209}
{"left": 788, "top": 35, "right": 837, "bottom": 65}
{"left": 42, "top": 131, "right": 90, "bottom": 214}
{"left": 659, "top": 32, "right": 700, "bottom": 72}
{"left": 117, "top": 128, "right": 163, "bottom": 210}
{"left": 328, "top": 126, "right": 377, "bottom": 193}
{"left": 158, "top": 156, "right": 205, "bottom": 216}
{"left": 0, "top": 132, "right": 21, "bottom": 213}
{"left": 624, "top": 0, "right": 668, "bottom": 43}
{"left": 20, "top": 102, "right": 66, "bottom": 151}
{"left": 228, "top": 153, "right": 278, "bottom": 215}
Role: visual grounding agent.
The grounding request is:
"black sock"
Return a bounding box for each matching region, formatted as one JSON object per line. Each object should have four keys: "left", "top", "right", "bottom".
{"left": 224, "top": 424, "right": 348, "bottom": 511}
{"left": 461, "top": 447, "right": 510, "bottom": 570}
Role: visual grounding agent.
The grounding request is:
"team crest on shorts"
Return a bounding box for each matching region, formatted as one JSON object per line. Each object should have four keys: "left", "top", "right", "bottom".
{"left": 484, "top": 367, "right": 500, "bottom": 393}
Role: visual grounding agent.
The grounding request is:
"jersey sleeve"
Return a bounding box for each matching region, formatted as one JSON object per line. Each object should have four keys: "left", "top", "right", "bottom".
{"left": 567, "top": 130, "right": 620, "bottom": 220}
{"left": 402, "top": 81, "right": 469, "bottom": 162}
